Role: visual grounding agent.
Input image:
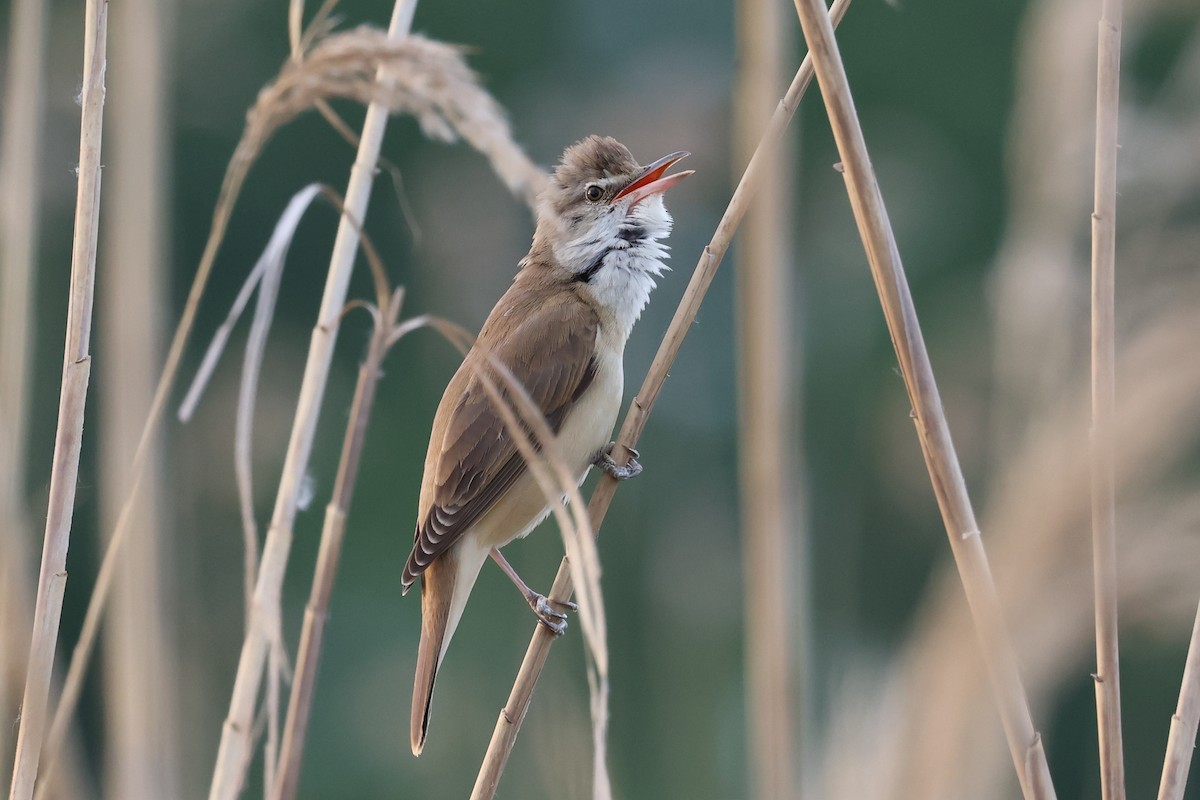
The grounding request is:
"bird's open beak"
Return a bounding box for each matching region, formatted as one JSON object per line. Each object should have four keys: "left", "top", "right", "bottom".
{"left": 613, "top": 150, "right": 693, "bottom": 207}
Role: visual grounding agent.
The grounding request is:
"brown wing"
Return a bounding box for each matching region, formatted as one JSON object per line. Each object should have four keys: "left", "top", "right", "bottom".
{"left": 401, "top": 293, "right": 599, "bottom": 589}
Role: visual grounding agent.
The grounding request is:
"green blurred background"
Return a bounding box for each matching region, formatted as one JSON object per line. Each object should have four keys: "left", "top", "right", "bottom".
{"left": 4, "top": 0, "right": 1200, "bottom": 797}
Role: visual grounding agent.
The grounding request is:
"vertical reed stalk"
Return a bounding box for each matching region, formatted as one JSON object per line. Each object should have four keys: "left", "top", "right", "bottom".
{"left": 733, "top": 0, "right": 802, "bottom": 795}
{"left": 7, "top": 2, "right": 108, "bottom": 798}
{"left": 1090, "top": 0, "right": 1126, "bottom": 797}
{"left": 469, "top": 3, "right": 850, "bottom": 795}
{"left": 1157, "top": 600, "right": 1200, "bottom": 800}
{"left": 96, "top": 0, "right": 181, "bottom": 794}
{"left": 207, "top": 2, "right": 419, "bottom": 796}
{"left": 269, "top": 289, "right": 405, "bottom": 800}
{"left": 788, "top": 0, "right": 1056, "bottom": 797}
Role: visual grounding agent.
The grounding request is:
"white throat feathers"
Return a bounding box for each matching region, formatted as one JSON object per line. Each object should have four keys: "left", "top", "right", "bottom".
{"left": 549, "top": 194, "right": 674, "bottom": 340}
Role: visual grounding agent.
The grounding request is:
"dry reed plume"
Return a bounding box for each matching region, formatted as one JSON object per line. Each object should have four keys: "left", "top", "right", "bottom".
{"left": 239, "top": 29, "right": 547, "bottom": 209}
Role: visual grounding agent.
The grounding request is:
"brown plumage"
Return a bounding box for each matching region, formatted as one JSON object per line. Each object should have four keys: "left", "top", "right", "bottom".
{"left": 404, "top": 136, "right": 692, "bottom": 755}
{"left": 402, "top": 280, "right": 600, "bottom": 588}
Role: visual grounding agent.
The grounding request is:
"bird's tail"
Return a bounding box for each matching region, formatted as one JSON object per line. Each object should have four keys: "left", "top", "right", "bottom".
{"left": 411, "top": 564, "right": 447, "bottom": 756}
{"left": 410, "top": 543, "right": 487, "bottom": 756}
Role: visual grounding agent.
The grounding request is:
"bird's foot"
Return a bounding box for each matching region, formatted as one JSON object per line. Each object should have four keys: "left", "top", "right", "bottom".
{"left": 594, "top": 442, "right": 642, "bottom": 480}
{"left": 528, "top": 593, "right": 578, "bottom": 636}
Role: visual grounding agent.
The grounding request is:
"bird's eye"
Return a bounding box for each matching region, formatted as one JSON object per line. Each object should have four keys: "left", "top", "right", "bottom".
{"left": 584, "top": 184, "right": 604, "bottom": 202}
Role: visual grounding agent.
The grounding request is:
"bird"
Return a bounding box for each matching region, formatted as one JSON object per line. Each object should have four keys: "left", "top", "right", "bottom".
{"left": 401, "top": 135, "right": 692, "bottom": 756}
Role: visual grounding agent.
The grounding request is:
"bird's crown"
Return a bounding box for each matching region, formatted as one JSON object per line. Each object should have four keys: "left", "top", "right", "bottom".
{"left": 542, "top": 135, "right": 641, "bottom": 216}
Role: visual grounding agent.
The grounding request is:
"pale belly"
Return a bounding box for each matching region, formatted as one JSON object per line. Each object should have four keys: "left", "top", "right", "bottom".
{"left": 470, "top": 350, "right": 623, "bottom": 550}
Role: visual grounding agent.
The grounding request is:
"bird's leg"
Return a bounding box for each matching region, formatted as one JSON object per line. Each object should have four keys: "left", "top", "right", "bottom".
{"left": 594, "top": 442, "right": 642, "bottom": 480}
{"left": 489, "top": 548, "right": 577, "bottom": 635}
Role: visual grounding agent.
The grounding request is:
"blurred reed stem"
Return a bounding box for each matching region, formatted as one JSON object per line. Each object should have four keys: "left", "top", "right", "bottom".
{"left": 7, "top": 1, "right": 107, "bottom": 798}
{"left": 207, "top": 2, "right": 420, "bottom": 796}
{"left": 469, "top": 2, "right": 850, "bottom": 796}
{"left": 788, "top": 0, "right": 1056, "bottom": 797}
{"left": 0, "top": 0, "right": 44, "bottom": 531}
{"left": 1090, "top": 0, "right": 1126, "bottom": 796}
{"left": 0, "top": 0, "right": 46, "bottom": 788}
{"left": 1158, "top": 600, "right": 1200, "bottom": 800}
{"left": 733, "top": 0, "right": 804, "bottom": 795}
{"left": 93, "top": 0, "right": 182, "bottom": 794}
{"left": 988, "top": 0, "right": 1094, "bottom": 453}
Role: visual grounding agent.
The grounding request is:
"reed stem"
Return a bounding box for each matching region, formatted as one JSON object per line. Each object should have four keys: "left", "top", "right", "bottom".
{"left": 1157, "top": 600, "right": 1200, "bottom": 800}
{"left": 7, "top": 1, "right": 107, "bottom": 797}
{"left": 269, "top": 290, "right": 404, "bottom": 800}
{"left": 1090, "top": 0, "right": 1126, "bottom": 796}
{"left": 789, "top": 0, "right": 1056, "bottom": 795}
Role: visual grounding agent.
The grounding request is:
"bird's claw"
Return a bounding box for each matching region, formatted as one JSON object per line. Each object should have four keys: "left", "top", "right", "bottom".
{"left": 594, "top": 442, "right": 642, "bottom": 480}
{"left": 530, "top": 594, "right": 576, "bottom": 635}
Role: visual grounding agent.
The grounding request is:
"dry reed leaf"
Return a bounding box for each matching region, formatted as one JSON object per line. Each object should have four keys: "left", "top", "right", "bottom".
{"left": 179, "top": 184, "right": 324, "bottom": 638}
{"left": 178, "top": 184, "right": 378, "bottom": 797}
{"left": 178, "top": 184, "right": 323, "bottom": 420}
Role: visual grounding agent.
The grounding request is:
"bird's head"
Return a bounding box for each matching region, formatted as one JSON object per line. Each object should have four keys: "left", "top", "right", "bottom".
{"left": 528, "top": 136, "right": 692, "bottom": 327}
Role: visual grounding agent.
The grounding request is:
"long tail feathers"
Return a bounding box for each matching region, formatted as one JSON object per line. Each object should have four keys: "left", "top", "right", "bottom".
{"left": 410, "top": 559, "right": 450, "bottom": 756}
{"left": 409, "top": 541, "right": 491, "bottom": 756}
